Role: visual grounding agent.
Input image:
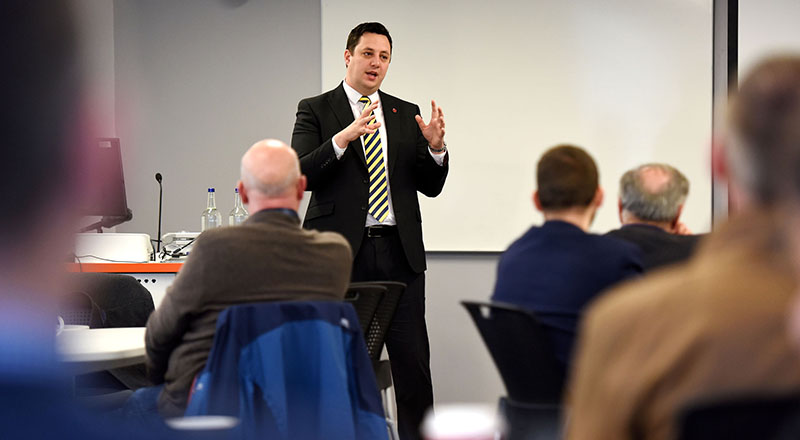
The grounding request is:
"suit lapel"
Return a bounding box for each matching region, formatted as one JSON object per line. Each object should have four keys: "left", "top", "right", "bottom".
{"left": 379, "top": 91, "right": 401, "bottom": 176}
{"left": 326, "top": 83, "right": 367, "bottom": 168}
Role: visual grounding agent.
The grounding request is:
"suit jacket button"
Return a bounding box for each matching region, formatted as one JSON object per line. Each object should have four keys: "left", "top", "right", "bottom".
{"left": 361, "top": 206, "right": 366, "bottom": 211}
{"left": 362, "top": 179, "right": 368, "bottom": 184}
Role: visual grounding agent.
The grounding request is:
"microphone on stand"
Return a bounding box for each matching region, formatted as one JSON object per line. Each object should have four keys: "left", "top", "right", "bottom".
{"left": 155, "top": 173, "right": 163, "bottom": 259}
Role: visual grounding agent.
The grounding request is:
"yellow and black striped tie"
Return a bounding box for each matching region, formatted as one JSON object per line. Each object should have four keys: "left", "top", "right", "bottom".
{"left": 359, "top": 96, "right": 390, "bottom": 222}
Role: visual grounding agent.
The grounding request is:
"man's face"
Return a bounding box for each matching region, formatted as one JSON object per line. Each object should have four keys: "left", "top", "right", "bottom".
{"left": 344, "top": 32, "right": 391, "bottom": 96}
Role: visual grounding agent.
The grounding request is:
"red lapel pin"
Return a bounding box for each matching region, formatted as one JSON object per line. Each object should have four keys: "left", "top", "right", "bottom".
{"left": 392, "top": 108, "right": 397, "bottom": 113}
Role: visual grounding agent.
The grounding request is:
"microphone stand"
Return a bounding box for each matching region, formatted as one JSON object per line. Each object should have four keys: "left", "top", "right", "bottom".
{"left": 155, "top": 173, "right": 163, "bottom": 258}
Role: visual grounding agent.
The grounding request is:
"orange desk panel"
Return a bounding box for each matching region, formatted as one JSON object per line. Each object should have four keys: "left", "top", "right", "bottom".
{"left": 67, "top": 262, "right": 183, "bottom": 274}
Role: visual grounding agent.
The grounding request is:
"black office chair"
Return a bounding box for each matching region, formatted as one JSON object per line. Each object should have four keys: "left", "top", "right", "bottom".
{"left": 73, "top": 273, "right": 155, "bottom": 328}
{"left": 677, "top": 391, "right": 800, "bottom": 440}
{"left": 345, "top": 282, "right": 387, "bottom": 335}
{"left": 64, "top": 274, "right": 156, "bottom": 408}
{"left": 348, "top": 281, "right": 405, "bottom": 440}
{"left": 462, "top": 301, "right": 565, "bottom": 440}
{"left": 58, "top": 290, "right": 105, "bottom": 327}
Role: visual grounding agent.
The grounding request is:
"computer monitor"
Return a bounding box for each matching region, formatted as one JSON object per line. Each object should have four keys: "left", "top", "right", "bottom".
{"left": 80, "top": 138, "right": 133, "bottom": 232}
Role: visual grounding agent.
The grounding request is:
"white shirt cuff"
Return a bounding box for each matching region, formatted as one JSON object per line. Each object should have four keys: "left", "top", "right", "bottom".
{"left": 429, "top": 147, "right": 447, "bottom": 166}
{"left": 332, "top": 138, "right": 346, "bottom": 160}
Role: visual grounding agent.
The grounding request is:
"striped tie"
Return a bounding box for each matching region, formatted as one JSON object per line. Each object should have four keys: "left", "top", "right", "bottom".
{"left": 359, "top": 96, "right": 390, "bottom": 223}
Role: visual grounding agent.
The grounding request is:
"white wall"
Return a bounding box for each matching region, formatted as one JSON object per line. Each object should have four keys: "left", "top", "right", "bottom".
{"left": 73, "top": 0, "right": 116, "bottom": 136}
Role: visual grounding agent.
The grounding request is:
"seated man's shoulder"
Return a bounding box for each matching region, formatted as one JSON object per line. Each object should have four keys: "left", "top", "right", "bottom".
{"left": 587, "top": 231, "right": 644, "bottom": 266}
{"left": 303, "top": 229, "right": 353, "bottom": 254}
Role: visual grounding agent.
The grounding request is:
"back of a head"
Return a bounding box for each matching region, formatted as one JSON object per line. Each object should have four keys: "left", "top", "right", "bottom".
{"left": 730, "top": 56, "right": 800, "bottom": 204}
{"left": 536, "top": 145, "right": 599, "bottom": 210}
{"left": 619, "top": 164, "right": 689, "bottom": 223}
{"left": 240, "top": 139, "right": 301, "bottom": 200}
{"left": 1, "top": 1, "right": 81, "bottom": 248}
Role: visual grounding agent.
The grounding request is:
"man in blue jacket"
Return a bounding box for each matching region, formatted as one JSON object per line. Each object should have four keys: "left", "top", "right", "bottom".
{"left": 492, "top": 145, "right": 643, "bottom": 372}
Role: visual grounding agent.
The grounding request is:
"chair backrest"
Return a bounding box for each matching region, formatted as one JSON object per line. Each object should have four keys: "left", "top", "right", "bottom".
{"left": 185, "top": 301, "right": 388, "bottom": 440}
{"left": 58, "top": 291, "right": 105, "bottom": 327}
{"left": 345, "top": 283, "right": 387, "bottom": 337}
{"left": 357, "top": 281, "right": 405, "bottom": 362}
{"left": 71, "top": 273, "right": 155, "bottom": 327}
{"left": 461, "top": 301, "right": 565, "bottom": 404}
{"left": 677, "top": 392, "right": 800, "bottom": 440}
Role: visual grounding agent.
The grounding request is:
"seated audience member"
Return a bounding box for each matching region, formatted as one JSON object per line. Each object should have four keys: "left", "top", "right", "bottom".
{"left": 566, "top": 56, "right": 800, "bottom": 440}
{"left": 606, "top": 163, "right": 702, "bottom": 270}
{"left": 144, "top": 139, "right": 353, "bottom": 417}
{"left": 0, "top": 2, "right": 176, "bottom": 438}
{"left": 491, "top": 145, "right": 643, "bottom": 371}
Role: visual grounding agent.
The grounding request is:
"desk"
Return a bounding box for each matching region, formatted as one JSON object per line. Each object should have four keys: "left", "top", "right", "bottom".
{"left": 56, "top": 327, "right": 146, "bottom": 374}
{"left": 67, "top": 263, "right": 182, "bottom": 308}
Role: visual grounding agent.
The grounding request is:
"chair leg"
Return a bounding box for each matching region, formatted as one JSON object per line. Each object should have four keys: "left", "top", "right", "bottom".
{"left": 378, "top": 359, "right": 399, "bottom": 440}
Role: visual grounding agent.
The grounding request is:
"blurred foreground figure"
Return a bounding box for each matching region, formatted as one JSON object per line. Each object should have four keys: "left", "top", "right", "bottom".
{"left": 567, "top": 56, "right": 800, "bottom": 440}
{"left": 0, "top": 2, "right": 175, "bottom": 438}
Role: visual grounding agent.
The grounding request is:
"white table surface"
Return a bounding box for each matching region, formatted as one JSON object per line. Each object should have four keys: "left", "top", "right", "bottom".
{"left": 56, "top": 327, "right": 146, "bottom": 374}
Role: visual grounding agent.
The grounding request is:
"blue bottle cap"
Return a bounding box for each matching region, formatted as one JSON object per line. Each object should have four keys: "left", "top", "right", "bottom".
{"left": 208, "top": 188, "right": 215, "bottom": 192}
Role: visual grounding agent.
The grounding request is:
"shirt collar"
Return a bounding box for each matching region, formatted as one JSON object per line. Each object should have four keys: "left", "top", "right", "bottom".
{"left": 342, "top": 80, "right": 380, "bottom": 107}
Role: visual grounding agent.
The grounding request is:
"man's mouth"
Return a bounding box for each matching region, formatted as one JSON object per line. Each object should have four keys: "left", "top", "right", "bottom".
{"left": 366, "top": 71, "right": 378, "bottom": 80}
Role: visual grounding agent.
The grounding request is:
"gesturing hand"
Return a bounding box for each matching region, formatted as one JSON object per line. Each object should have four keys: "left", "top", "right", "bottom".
{"left": 333, "top": 101, "right": 381, "bottom": 149}
{"left": 415, "top": 100, "right": 446, "bottom": 150}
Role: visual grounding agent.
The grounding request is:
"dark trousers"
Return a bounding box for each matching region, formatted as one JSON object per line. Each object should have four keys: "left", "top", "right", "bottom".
{"left": 352, "top": 230, "right": 434, "bottom": 440}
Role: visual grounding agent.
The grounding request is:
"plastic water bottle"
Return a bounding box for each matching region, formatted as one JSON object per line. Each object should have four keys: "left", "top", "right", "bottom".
{"left": 201, "top": 188, "right": 222, "bottom": 231}
{"left": 228, "top": 187, "right": 249, "bottom": 226}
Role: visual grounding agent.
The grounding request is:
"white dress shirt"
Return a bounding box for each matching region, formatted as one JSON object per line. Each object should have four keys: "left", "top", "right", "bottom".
{"left": 331, "top": 80, "right": 445, "bottom": 227}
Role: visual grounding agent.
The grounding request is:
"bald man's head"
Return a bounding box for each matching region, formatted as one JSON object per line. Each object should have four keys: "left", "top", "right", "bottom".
{"left": 239, "top": 139, "right": 306, "bottom": 212}
{"left": 619, "top": 163, "right": 689, "bottom": 224}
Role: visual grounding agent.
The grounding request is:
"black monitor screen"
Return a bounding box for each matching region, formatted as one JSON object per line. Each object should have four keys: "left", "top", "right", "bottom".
{"left": 83, "top": 138, "right": 129, "bottom": 217}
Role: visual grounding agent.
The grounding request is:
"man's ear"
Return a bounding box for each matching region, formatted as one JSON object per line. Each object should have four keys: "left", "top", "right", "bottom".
{"left": 297, "top": 175, "right": 307, "bottom": 200}
{"left": 344, "top": 49, "right": 351, "bottom": 68}
{"left": 237, "top": 181, "right": 248, "bottom": 205}
{"left": 594, "top": 187, "right": 604, "bottom": 208}
{"left": 712, "top": 138, "right": 729, "bottom": 182}
{"left": 533, "top": 190, "right": 543, "bottom": 212}
{"left": 671, "top": 204, "right": 685, "bottom": 229}
{"left": 618, "top": 199, "right": 624, "bottom": 224}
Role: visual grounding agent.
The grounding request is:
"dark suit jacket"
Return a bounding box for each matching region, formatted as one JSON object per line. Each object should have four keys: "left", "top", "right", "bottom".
{"left": 492, "top": 220, "right": 643, "bottom": 368}
{"left": 291, "top": 83, "right": 449, "bottom": 273}
{"left": 145, "top": 210, "right": 352, "bottom": 416}
{"left": 606, "top": 224, "right": 702, "bottom": 271}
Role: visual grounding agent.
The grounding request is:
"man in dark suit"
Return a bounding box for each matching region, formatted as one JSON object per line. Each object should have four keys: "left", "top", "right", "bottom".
{"left": 144, "top": 140, "right": 353, "bottom": 417}
{"left": 606, "top": 163, "right": 702, "bottom": 271}
{"left": 492, "top": 145, "right": 643, "bottom": 371}
{"left": 291, "top": 22, "right": 448, "bottom": 440}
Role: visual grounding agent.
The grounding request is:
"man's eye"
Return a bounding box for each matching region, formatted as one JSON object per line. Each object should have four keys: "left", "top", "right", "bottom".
{"left": 364, "top": 51, "right": 372, "bottom": 57}
{"left": 381, "top": 55, "right": 389, "bottom": 61}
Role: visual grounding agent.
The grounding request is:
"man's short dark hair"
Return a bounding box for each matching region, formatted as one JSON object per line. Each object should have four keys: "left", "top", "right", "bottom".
{"left": 730, "top": 56, "right": 800, "bottom": 203}
{"left": 346, "top": 22, "right": 393, "bottom": 54}
{"left": 1, "top": 1, "right": 80, "bottom": 241}
{"left": 536, "top": 145, "right": 599, "bottom": 210}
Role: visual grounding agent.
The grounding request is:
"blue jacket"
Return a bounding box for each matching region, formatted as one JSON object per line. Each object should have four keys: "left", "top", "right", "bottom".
{"left": 185, "top": 301, "right": 387, "bottom": 440}
{"left": 492, "top": 221, "right": 643, "bottom": 368}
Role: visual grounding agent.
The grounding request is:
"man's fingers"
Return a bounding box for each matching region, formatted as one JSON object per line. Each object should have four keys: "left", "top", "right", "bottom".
{"left": 415, "top": 114, "right": 426, "bottom": 130}
{"left": 360, "top": 101, "right": 380, "bottom": 117}
{"left": 430, "top": 100, "right": 438, "bottom": 119}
